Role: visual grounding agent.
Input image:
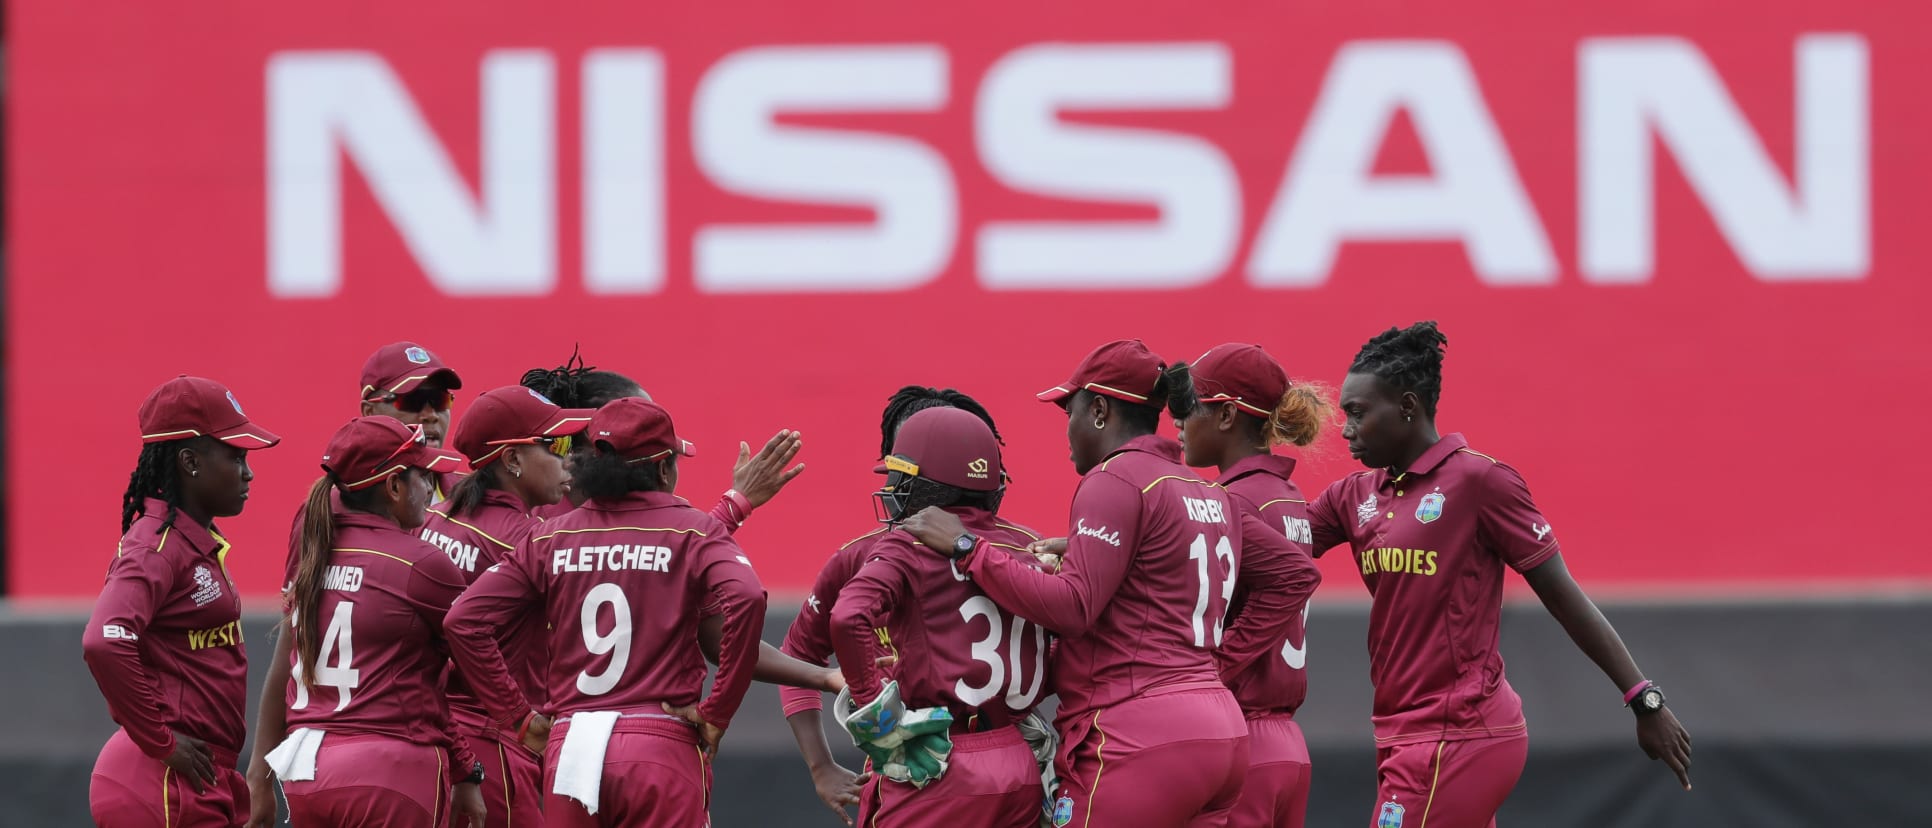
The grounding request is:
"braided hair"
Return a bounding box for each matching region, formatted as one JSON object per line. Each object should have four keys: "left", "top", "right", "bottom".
{"left": 1349, "top": 321, "right": 1449, "bottom": 417}
{"left": 520, "top": 347, "right": 645, "bottom": 409}
{"left": 120, "top": 439, "right": 195, "bottom": 533}
{"left": 1108, "top": 363, "right": 1197, "bottom": 435}
{"left": 877, "top": 386, "right": 1004, "bottom": 460}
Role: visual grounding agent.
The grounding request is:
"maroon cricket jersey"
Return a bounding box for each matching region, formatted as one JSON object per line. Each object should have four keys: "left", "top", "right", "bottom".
{"left": 1218, "top": 455, "right": 1318, "bottom": 716}
{"left": 444, "top": 491, "right": 767, "bottom": 729}
{"left": 832, "top": 509, "right": 1052, "bottom": 725}
{"left": 83, "top": 499, "right": 249, "bottom": 760}
{"left": 281, "top": 506, "right": 476, "bottom": 768}
{"left": 962, "top": 436, "right": 1255, "bottom": 724}
{"left": 418, "top": 490, "right": 549, "bottom": 720}
{"left": 1307, "top": 433, "right": 1558, "bottom": 746}
{"left": 776, "top": 526, "right": 890, "bottom": 717}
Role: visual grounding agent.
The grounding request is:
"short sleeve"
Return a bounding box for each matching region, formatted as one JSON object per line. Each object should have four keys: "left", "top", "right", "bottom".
{"left": 1476, "top": 461, "right": 1560, "bottom": 573}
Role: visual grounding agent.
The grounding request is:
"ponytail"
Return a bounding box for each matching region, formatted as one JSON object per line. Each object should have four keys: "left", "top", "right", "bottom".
{"left": 1267, "top": 383, "right": 1335, "bottom": 448}
{"left": 289, "top": 475, "right": 338, "bottom": 688}
{"left": 444, "top": 466, "right": 498, "bottom": 517}
{"left": 1160, "top": 362, "right": 1197, "bottom": 420}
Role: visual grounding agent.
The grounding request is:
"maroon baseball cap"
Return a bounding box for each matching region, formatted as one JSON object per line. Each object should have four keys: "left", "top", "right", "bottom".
{"left": 1037, "top": 339, "right": 1167, "bottom": 406}
{"left": 1190, "top": 343, "right": 1291, "bottom": 418}
{"left": 588, "top": 398, "right": 695, "bottom": 463}
{"left": 138, "top": 375, "right": 283, "bottom": 449}
{"left": 880, "top": 407, "right": 1002, "bottom": 492}
{"left": 450, "top": 386, "right": 595, "bottom": 468}
{"left": 321, "top": 416, "right": 466, "bottom": 491}
{"left": 359, "top": 342, "right": 463, "bottom": 400}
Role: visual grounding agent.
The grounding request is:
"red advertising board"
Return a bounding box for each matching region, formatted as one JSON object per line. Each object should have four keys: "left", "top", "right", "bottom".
{"left": 10, "top": 0, "right": 1928, "bottom": 600}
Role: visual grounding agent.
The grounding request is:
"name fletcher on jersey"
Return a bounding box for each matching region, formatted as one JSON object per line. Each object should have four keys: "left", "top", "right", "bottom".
{"left": 551, "top": 543, "right": 677, "bottom": 575}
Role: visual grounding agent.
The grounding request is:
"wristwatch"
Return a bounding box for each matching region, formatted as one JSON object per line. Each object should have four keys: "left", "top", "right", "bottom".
{"left": 1629, "top": 684, "right": 1666, "bottom": 716}
{"left": 460, "top": 760, "right": 487, "bottom": 785}
{"left": 949, "top": 531, "right": 980, "bottom": 560}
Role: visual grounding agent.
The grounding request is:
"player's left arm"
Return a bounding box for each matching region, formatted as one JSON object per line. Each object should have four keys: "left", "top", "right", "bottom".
{"left": 406, "top": 555, "right": 483, "bottom": 779}
{"left": 1492, "top": 463, "right": 1693, "bottom": 790}
{"left": 1218, "top": 510, "right": 1320, "bottom": 675}
{"left": 827, "top": 550, "right": 912, "bottom": 705}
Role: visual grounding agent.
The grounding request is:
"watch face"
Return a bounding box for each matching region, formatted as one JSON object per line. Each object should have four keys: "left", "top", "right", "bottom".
{"left": 1641, "top": 689, "right": 1664, "bottom": 709}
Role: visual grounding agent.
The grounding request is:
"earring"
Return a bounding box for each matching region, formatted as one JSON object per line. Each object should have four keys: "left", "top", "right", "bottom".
{"left": 190, "top": 470, "right": 199, "bottom": 477}
{"left": 1405, "top": 415, "right": 1413, "bottom": 422}
{"left": 513, "top": 468, "right": 522, "bottom": 479}
{"left": 1093, "top": 417, "right": 1105, "bottom": 430}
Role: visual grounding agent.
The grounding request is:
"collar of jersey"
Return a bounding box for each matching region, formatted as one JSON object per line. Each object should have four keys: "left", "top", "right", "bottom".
{"left": 1391, "top": 432, "right": 1470, "bottom": 479}
{"left": 580, "top": 490, "right": 688, "bottom": 512}
{"left": 1220, "top": 453, "right": 1298, "bottom": 484}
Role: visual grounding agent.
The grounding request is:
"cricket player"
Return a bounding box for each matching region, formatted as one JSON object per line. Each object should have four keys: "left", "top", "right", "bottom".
{"left": 1308, "top": 322, "right": 1694, "bottom": 828}
{"left": 830, "top": 406, "right": 1050, "bottom": 826}
{"left": 86, "top": 376, "right": 281, "bottom": 828}
{"left": 267, "top": 417, "right": 481, "bottom": 826}
{"left": 444, "top": 398, "right": 768, "bottom": 827}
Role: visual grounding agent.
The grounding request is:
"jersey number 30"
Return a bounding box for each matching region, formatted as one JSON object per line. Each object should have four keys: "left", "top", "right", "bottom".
{"left": 956, "top": 596, "right": 1047, "bottom": 709}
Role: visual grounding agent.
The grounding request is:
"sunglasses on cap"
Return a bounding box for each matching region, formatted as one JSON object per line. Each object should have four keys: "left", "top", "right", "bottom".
{"left": 485, "top": 434, "right": 573, "bottom": 458}
{"left": 366, "top": 387, "right": 455, "bottom": 414}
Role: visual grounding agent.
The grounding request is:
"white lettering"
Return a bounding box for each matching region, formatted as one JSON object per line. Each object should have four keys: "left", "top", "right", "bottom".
{"left": 1249, "top": 41, "right": 1555, "bottom": 287}
{"left": 976, "top": 43, "right": 1238, "bottom": 288}
{"left": 1182, "top": 496, "right": 1227, "bottom": 525}
{"left": 1282, "top": 516, "right": 1313, "bottom": 545}
{"left": 102, "top": 624, "right": 138, "bottom": 641}
{"left": 322, "top": 565, "right": 365, "bottom": 593}
{"left": 1074, "top": 518, "right": 1121, "bottom": 548}
{"left": 583, "top": 50, "right": 667, "bottom": 294}
{"left": 693, "top": 46, "right": 954, "bottom": 292}
{"left": 266, "top": 51, "right": 556, "bottom": 297}
{"left": 1580, "top": 35, "right": 1868, "bottom": 282}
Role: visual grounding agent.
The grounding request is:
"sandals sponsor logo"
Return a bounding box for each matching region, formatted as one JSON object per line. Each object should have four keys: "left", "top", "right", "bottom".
{"left": 1074, "top": 518, "right": 1120, "bottom": 548}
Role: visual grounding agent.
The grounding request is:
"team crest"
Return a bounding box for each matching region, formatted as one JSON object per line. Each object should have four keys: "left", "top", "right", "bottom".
{"left": 1415, "top": 491, "right": 1445, "bottom": 524}
{"left": 1051, "top": 795, "right": 1074, "bottom": 827}
{"left": 1378, "top": 800, "right": 1405, "bottom": 828}
{"left": 1356, "top": 493, "right": 1378, "bottom": 527}
{"left": 404, "top": 346, "right": 432, "bottom": 364}
{"left": 225, "top": 391, "right": 245, "bottom": 416}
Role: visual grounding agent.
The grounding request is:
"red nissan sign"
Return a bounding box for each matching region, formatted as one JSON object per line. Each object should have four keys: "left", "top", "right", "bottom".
{"left": 11, "top": 0, "right": 1926, "bottom": 599}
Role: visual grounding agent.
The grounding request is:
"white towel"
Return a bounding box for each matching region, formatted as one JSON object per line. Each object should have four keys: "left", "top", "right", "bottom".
{"left": 264, "top": 728, "right": 325, "bottom": 782}
{"left": 552, "top": 711, "right": 620, "bottom": 814}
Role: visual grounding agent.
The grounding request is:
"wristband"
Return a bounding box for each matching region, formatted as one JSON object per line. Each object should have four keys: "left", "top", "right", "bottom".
{"left": 516, "top": 709, "right": 542, "bottom": 742}
{"left": 1622, "top": 679, "right": 1653, "bottom": 705}
{"left": 723, "top": 489, "right": 753, "bottom": 521}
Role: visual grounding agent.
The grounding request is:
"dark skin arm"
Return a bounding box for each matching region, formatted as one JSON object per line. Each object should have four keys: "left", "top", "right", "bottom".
{"left": 786, "top": 709, "right": 866, "bottom": 825}
{"left": 1522, "top": 554, "right": 1693, "bottom": 790}
{"left": 698, "top": 614, "right": 845, "bottom": 692}
{"left": 244, "top": 619, "right": 295, "bottom": 828}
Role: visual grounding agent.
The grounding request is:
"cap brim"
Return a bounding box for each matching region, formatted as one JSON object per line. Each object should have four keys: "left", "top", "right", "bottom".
{"left": 387, "top": 367, "right": 463, "bottom": 396}
{"left": 872, "top": 463, "right": 888, "bottom": 475}
{"left": 678, "top": 439, "right": 697, "bottom": 458}
{"left": 408, "top": 446, "right": 468, "bottom": 474}
{"left": 211, "top": 421, "right": 282, "bottom": 449}
{"left": 538, "top": 408, "right": 596, "bottom": 437}
{"left": 1036, "top": 384, "right": 1075, "bottom": 404}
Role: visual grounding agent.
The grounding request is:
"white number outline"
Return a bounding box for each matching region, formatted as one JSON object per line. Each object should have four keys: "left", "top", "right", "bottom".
{"left": 1187, "top": 533, "right": 1236, "bottom": 648}
{"left": 576, "top": 583, "right": 633, "bottom": 696}
{"left": 954, "top": 596, "right": 1047, "bottom": 710}
{"left": 290, "top": 602, "right": 361, "bottom": 712}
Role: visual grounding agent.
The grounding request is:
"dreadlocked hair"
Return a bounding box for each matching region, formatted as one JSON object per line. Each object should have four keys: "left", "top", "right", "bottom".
{"left": 520, "top": 346, "right": 645, "bottom": 409}
{"left": 120, "top": 438, "right": 198, "bottom": 533}
{"left": 1349, "top": 321, "right": 1449, "bottom": 417}
{"left": 877, "top": 386, "right": 1004, "bottom": 459}
{"left": 444, "top": 464, "right": 503, "bottom": 517}
{"left": 574, "top": 447, "right": 669, "bottom": 499}
{"left": 288, "top": 473, "right": 385, "bottom": 688}
{"left": 1113, "top": 362, "right": 1197, "bottom": 434}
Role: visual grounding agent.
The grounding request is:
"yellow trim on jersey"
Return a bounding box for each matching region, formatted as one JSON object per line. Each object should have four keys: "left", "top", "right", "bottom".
{"left": 426, "top": 509, "right": 514, "bottom": 550}
{"left": 1084, "top": 710, "right": 1107, "bottom": 828}
{"left": 432, "top": 745, "right": 446, "bottom": 826}
{"left": 162, "top": 766, "right": 173, "bottom": 828}
{"left": 212, "top": 530, "right": 233, "bottom": 574}
{"left": 1456, "top": 447, "right": 1500, "bottom": 464}
{"left": 498, "top": 742, "right": 512, "bottom": 815}
{"left": 1139, "top": 474, "right": 1211, "bottom": 494}
{"left": 995, "top": 522, "right": 1042, "bottom": 541}
{"left": 987, "top": 542, "right": 1033, "bottom": 554}
{"left": 872, "top": 627, "right": 899, "bottom": 663}
{"left": 1418, "top": 741, "right": 1446, "bottom": 828}
{"left": 335, "top": 547, "right": 414, "bottom": 566}
{"left": 534, "top": 525, "right": 710, "bottom": 543}
{"left": 840, "top": 527, "right": 891, "bottom": 551}
{"left": 1256, "top": 497, "right": 1307, "bottom": 509}
{"left": 154, "top": 527, "right": 173, "bottom": 554}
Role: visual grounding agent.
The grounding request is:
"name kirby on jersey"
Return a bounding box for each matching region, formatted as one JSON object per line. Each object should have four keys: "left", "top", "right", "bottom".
{"left": 1360, "top": 547, "right": 1439, "bottom": 577}
{"left": 1182, "top": 495, "right": 1228, "bottom": 525}
{"left": 552, "top": 544, "right": 675, "bottom": 575}
{"left": 421, "top": 528, "right": 482, "bottom": 572}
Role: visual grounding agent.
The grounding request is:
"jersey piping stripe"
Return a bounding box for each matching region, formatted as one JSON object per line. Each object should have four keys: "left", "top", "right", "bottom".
{"left": 1418, "top": 740, "right": 1446, "bottom": 828}
{"left": 995, "top": 522, "right": 1043, "bottom": 541}
{"left": 534, "top": 525, "right": 709, "bottom": 543}
{"left": 162, "top": 766, "right": 173, "bottom": 828}
{"left": 497, "top": 742, "right": 512, "bottom": 815}
{"left": 335, "top": 547, "right": 415, "bottom": 566}
{"left": 1456, "top": 447, "right": 1501, "bottom": 464}
{"left": 987, "top": 542, "right": 1033, "bottom": 554}
{"left": 427, "top": 509, "right": 515, "bottom": 550}
{"left": 1084, "top": 710, "right": 1107, "bottom": 828}
{"left": 432, "top": 745, "right": 445, "bottom": 826}
{"left": 1138, "top": 474, "right": 1213, "bottom": 494}
{"left": 1255, "top": 498, "right": 1307, "bottom": 509}
{"left": 839, "top": 527, "right": 891, "bottom": 551}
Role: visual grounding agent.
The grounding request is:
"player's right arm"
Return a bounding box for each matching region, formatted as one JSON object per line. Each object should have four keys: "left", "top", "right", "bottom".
{"left": 670, "top": 537, "right": 767, "bottom": 753}
{"left": 81, "top": 547, "right": 181, "bottom": 761}
{"left": 959, "top": 473, "right": 1143, "bottom": 637}
{"left": 445, "top": 558, "right": 546, "bottom": 730}
{"left": 827, "top": 549, "right": 913, "bottom": 705}
{"left": 1306, "top": 478, "right": 1352, "bottom": 556}
{"left": 779, "top": 544, "right": 872, "bottom": 824}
